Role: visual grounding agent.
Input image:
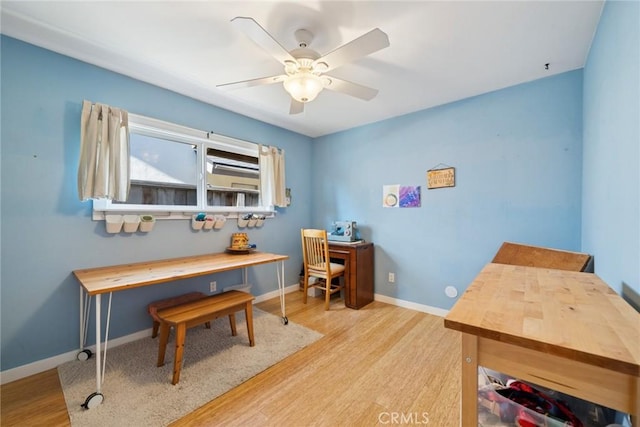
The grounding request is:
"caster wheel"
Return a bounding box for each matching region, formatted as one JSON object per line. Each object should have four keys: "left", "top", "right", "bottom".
{"left": 81, "top": 392, "right": 104, "bottom": 409}
{"left": 282, "top": 316, "right": 288, "bottom": 325}
{"left": 77, "top": 349, "right": 93, "bottom": 361}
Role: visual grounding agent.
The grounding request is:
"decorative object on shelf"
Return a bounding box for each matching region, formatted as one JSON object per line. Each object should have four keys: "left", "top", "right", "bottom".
{"left": 239, "top": 213, "right": 266, "bottom": 228}
{"left": 105, "top": 214, "right": 124, "bottom": 234}
{"left": 203, "top": 214, "right": 215, "bottom": 230}
{"left": 231, "top": 232, "right": 248, "bottom": 248}
{"left": 226, "top": 232, "right": 256, "bottom": 254}
{"left": 139, "top": 215, "right": 155, "bottom": 232}
{"left": 192, "top": 213, "right": 206, "bottom": 230}
{"left": 237, "top": 213, "right": 251, "bottom": 228}
{"left": 123, "top": 215, "right": 141, "bottom": 233}
{"left": 213, "top": 215, "right": 226, "bottom": 229}
{"left": 427, "top": 164, "right": 455, "bottom": 189}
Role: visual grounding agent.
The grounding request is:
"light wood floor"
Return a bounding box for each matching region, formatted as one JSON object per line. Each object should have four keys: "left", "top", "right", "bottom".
{"left": 1, "top": 292, "right": 461, "bottom": 426}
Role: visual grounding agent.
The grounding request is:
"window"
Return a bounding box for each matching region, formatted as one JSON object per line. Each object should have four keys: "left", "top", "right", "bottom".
{"left": 92, "top": 114, "right": 274, "bottom": 219}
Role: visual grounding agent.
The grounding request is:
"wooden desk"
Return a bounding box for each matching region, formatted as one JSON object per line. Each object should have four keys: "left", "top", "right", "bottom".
{"left": 328, "top": 241, "right": 374, "bottom": 309}
{"left": 73, "top": 251, "right": 288, "bottom": 408}
{"left": 444, "top": 263, "right": 640, "bottom": 426}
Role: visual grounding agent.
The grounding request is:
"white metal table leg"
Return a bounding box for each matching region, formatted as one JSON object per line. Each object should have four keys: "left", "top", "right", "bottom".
{"left": 278, "top": 261, "right": 287, "bottom": 325}
{"left": 95, "top": 293, "right": 102, "bottom": 392}
{"left": 77, "top": 289, "right": 92, "bottom": 361}
{"left": 80, "top": 292, "right": 112, "bottom": 409}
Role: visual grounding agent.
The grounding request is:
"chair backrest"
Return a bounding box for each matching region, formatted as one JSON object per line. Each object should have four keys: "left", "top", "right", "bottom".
{"left": 301, "top": 228, "right": 331, "bottom": 275}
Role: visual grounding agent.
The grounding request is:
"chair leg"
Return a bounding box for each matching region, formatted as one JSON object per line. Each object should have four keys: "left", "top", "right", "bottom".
{"left": 324, "top": 277, "right": 332, "bottom": 310}
{"left": 205, "top": 321, "right": 211, "bottom": 329}
{"left": 302, "top": 272, "right": 309, "bottom": 304}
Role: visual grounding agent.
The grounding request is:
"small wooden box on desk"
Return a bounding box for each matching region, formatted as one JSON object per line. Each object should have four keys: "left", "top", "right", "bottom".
{"left": 327, "top": 241, "right": 374, "bottom": 309}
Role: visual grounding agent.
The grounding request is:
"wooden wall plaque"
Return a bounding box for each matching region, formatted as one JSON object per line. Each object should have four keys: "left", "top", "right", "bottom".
{"left": 427, "top": 167, "right": 455, "bottom": 189}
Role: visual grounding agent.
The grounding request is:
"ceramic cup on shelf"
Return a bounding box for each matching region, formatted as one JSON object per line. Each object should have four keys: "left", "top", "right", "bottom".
{"left": 139, "top": 215, "right": 155, "bottom": 232}
{"left": 203, "top": 214, "right": 215, "bottom": 230}
{"left": 123, "top": 214, "right": 141, "bottom": 233}
{"left": 105, "top": 214, "right": 124, "bottom": 234}
{"left": 192, "top": 214, "right": 205, "bottom": 230}
{"left": 237, "top": 213, "right": 250, "bottom": 228}
{"left": 213, "top": 215, "right": 226, "bottom": 229}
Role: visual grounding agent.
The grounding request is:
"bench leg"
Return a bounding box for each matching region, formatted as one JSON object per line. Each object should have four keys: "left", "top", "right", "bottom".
{"left": 157, "top": 322, "right": 170, "bottom": 366}
{"left": 152, "top": 320, "right": 160, "bottom": 338}
{"left": 245, "top": 302, "right": 255, "bottom": 347}
{"left": 228, "top": 314, "right": 237, "bottom": 336}
{"left": 172, "top": 323, "right": 186, "bottom": 385}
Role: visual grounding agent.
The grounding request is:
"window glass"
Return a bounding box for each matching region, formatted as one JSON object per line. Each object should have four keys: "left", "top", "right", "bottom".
{"left": 114, "top": 133, "right": 198, "bottom": 206}
{"left": 206, "top": 148, "right": 260, "bottom": 208}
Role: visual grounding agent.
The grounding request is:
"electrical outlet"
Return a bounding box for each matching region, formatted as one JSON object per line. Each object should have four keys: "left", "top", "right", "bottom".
{"left": 388, "top": 272, "right": 395, "bottom": 283}
{"left": 210, "top": 281, "right": 217, "bottom": 292}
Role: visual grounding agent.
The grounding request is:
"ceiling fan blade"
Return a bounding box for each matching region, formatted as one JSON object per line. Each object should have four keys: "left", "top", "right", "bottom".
{"left": 231, "top": 17, "right": 296, "bottom": 65}
{"left": 313, "top": 28, "right": 389, "bottom": 72}
{"left": 324, "top": 76, "right": 379, "bottom": 101}
{"left": 217, "top": 75, "right": 286, "bottom": 90}
{"left": 289, "top": 99, "right": 304, "bottom": 115}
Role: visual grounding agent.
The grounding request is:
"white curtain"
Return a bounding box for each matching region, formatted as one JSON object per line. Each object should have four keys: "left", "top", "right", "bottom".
{"left": 259, "top": 145, "right": 286, "bottom": 208}
{"left": 77, "top": 100, "right": 130, "bottom": 201}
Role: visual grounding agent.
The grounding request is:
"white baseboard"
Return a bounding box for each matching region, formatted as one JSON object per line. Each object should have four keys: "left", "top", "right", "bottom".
{"left": 254, "top": 283, "right": 300, "bottom": 302}
{"left": 1, "top": 285, "right": 442, "bottom": 385}
{"left": 0, "top": 328, "right": 153, "bottom": 385}
{"left": 374, "top": 293, "right": 450, "bottom": 317}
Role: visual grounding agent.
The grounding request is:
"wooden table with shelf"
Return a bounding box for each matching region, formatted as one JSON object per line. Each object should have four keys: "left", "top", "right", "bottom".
{"left": 73, "top": 251, "right": 288, "bottom": 409}
{"left": 444, "top": 263, "right": 639, "bottom": 426}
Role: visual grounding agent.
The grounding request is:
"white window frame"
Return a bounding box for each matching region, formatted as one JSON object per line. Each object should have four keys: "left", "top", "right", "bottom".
{"left": 92, "top": 114, "right": 275, "bottom": 220}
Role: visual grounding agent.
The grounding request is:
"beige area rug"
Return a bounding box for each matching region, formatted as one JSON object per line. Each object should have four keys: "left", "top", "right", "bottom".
{"left": 58, "top": 308, "right": 322, "bottom": 426}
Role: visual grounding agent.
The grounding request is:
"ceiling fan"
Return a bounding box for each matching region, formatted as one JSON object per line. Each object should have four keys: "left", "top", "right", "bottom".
{"left": 217, "top": 17, "right": 390, "bottom": 114}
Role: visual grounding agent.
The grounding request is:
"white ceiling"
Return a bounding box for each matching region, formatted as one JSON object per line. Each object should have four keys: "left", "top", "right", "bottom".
{"left": 1, "top": 1, "right": 603, "bottom": 138}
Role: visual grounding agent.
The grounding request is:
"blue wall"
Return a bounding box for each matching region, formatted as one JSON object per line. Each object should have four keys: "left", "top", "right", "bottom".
{"left": 312, "top": 71, "right": 584, "bottom": 309}
{"left": 582, "top": 0, "right": 640, "bottom": 296}
{"left": 2, "top": 1, "right": 638, "bottom": 374}
{"left": 0, "top": 36, "right": 313, "bottom": 371}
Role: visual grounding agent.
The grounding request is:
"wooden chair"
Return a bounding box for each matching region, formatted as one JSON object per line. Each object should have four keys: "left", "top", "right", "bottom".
{"left": 300, "top": 228, "right": 345, "bottom": 310}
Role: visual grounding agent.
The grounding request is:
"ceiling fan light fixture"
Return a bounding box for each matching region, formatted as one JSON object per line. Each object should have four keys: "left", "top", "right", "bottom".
{"left": 283, "top": 72, "right": 323, "bottom": 103}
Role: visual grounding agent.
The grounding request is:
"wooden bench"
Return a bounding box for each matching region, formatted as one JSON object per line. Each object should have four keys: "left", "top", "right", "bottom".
{"left": 156, "top": 290, "right": 255, "bottom": 385}
{"left": 147, "top": 292, "right": 210, "bottom": 338}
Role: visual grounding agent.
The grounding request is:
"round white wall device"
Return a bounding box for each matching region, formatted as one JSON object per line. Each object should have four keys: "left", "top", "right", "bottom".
{"left": 445, "top": 286, "right": 458, "bottom": 298}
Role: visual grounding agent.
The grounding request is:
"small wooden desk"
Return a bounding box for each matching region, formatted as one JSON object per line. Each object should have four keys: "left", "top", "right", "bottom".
{"left": 444, "top": 263, "right": 640, "bottom": 426}
{"left": 73, "top": 251, "right": 288, "bottom": 408}
{"left": 328, "top": 241, "right": 374, "bottom": 309}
